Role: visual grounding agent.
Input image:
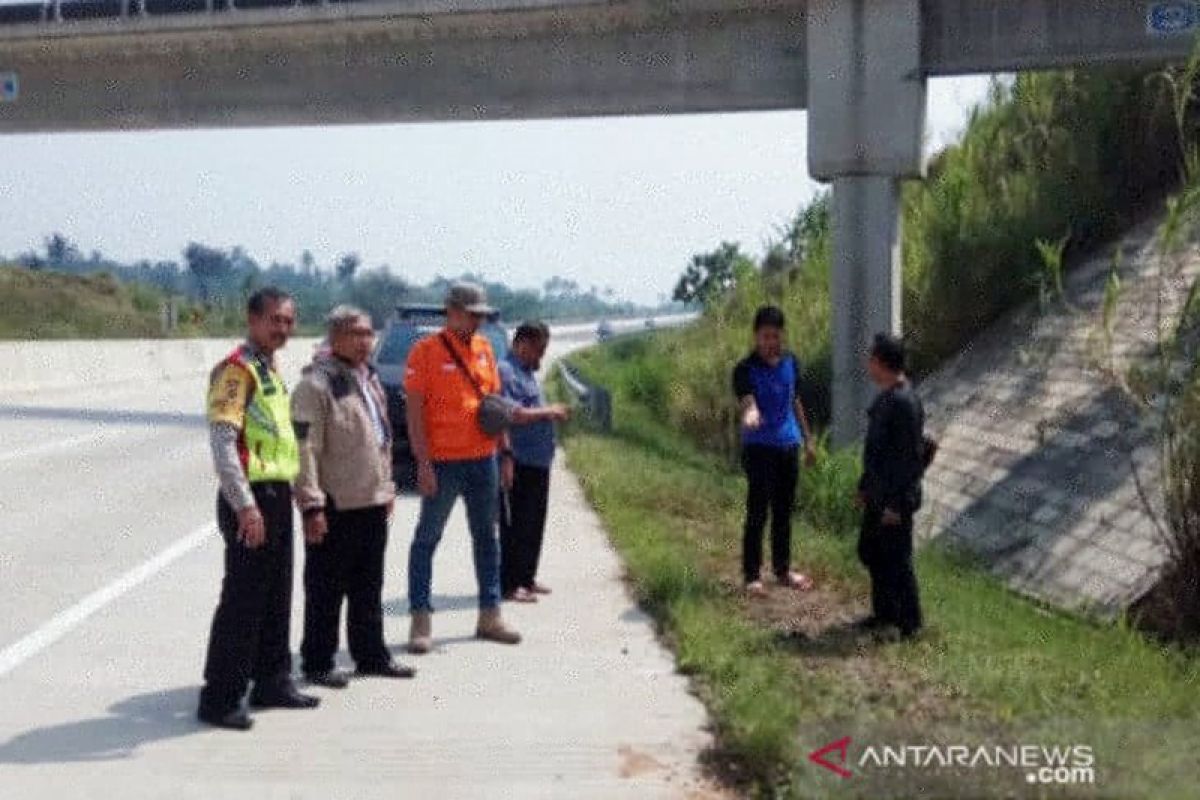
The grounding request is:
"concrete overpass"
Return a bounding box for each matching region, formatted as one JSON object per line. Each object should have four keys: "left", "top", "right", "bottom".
{"left": 2, "top": 0, "right": 1196, "bottom": 441}
{"left": 0, "top": 0, "right": 810, "bottom": 128}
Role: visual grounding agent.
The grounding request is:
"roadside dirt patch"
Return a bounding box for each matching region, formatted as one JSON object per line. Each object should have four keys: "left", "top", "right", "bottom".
{"left": 619, "top": 489, "right": 975, "bottom": 789}
{"left": 617, "top": 745, "right": 735, "bottom": 800}
{"left": 706, "top": 551, "right": 972, "bottom": 726}
{"left": 618, "top": 745, "right": 668, "bottom": 779}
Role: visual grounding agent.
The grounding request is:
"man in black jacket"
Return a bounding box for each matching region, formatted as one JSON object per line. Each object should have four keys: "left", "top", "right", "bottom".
{"left": 856, "top": 333, "right": 926, "bottom": 638}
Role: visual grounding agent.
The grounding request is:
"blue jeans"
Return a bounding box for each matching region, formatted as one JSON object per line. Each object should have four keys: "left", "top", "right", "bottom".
{"left": 408, "top": 456, "right": 501, "bottom": 613}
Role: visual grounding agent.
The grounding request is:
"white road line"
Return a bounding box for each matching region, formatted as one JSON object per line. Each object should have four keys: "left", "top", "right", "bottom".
{"left": 0, "top": 431, "right": 113, "bottom": 464}
{"left": 0, "top": 522, "right": 216, "bottom": 679}
{"left": 0, "top": 422, "right": 203, "bottom": 465}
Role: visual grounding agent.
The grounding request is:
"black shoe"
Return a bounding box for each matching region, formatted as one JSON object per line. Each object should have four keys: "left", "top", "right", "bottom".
{"left": 305, "top": 669, "right": 351, "bottom": 689}
{"left": 197, "top": 707, "right": 254, "bottom": 731}
{"left": 357, "top": 661, "right": 417, "bottom": 680}
{"left": 851, "top": 615, "right": 888, "bottom": 631}
{"left": 249, "top": 684, "right": 321, "bottom": 710}
{"left": 899, "top": 625, "right": 924, "bottom": 641}
{"left": 870, "top": 626, "right": 903, "bottom": 644}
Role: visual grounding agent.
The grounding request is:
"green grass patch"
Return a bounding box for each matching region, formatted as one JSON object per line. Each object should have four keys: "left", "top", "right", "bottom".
{"left": 554, "top": 348, "right": 1200, "bottom": 799}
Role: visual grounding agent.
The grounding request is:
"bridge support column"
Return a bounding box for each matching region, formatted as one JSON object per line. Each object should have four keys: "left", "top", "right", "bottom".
{"left": 829, "top": 176, "right": 902, "bottom": 445}
{"left": 807, "top": 0, "right": 926, "bottom": 445}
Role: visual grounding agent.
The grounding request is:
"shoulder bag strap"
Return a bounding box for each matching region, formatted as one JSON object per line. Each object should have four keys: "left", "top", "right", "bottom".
{"left": 439, "top": 332, "right": 486, "bottom": 399}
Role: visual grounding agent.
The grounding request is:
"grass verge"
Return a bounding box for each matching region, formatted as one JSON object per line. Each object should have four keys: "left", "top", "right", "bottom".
{"left": 552, "top": 351, "right": 1200, "bottom": 799}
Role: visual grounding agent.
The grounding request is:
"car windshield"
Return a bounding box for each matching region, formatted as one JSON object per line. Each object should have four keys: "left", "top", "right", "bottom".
{"left": 375, "top": 324, "right": 438, "bottom": 366}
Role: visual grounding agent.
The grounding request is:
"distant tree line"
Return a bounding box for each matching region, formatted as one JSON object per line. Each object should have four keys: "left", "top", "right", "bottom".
{"left": 8, "top": 234, "right": 682, "bottom": 328}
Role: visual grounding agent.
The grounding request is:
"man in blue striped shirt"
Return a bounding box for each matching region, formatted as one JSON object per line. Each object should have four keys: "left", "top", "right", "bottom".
{"left": 498, "top": 322, "right": 571, "bottom": 604}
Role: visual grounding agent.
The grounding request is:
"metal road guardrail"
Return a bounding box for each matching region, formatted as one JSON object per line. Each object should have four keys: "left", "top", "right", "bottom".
{"left": 0, "top": 0, "right": 597, "bottom": 26}
{"left": 554, "top": 313, "right": 696, "bottom": 433}
{"left": 0, "top": 0, "right": 365, "bottom": 26}
{"left": 556, "top": 359, "right": 612, "bottom": 434}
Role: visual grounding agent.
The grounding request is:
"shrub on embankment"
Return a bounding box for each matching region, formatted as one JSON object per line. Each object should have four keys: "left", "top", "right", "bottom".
{"left": 635, "top": 68, "right": 1184, "bottom": 464}
{"left": 904, "top": 70, "right": 1180, "bottom": 373}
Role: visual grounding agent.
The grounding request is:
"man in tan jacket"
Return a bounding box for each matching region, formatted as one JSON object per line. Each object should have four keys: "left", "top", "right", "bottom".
{"left": 291, "top": 305, "right": 416, "bottom": 687}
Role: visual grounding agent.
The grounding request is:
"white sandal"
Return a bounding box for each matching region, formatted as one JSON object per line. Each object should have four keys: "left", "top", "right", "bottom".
{"left": 779, "top": 571, "right": 814, "bottom": 591}
{"left": 745, "top": 580, "right": 768, "bottom": 598}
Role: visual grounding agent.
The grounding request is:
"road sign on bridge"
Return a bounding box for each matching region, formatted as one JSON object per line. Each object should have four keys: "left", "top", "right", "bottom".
{"left": 1148, "top": 2, "right": 1200, "bottom": 35}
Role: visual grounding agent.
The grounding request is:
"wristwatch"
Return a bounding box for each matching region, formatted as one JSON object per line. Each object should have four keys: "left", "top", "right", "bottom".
{"left": 500, "top": 448, "right": 515, "bottom": 460}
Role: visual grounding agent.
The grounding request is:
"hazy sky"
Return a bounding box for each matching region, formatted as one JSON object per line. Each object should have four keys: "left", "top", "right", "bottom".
{"left": 0, "top": 76, "right": 993, "bottom": 305}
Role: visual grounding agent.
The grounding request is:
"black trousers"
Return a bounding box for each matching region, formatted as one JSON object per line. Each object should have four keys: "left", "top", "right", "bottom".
{"left": 857, "top": 507, "right": 923, "bottom": 634}
{"left": 301, "top": 503, "right": 391, "bottom": 674}
{"left": 741, "top": 444, "right": 799, "bottom": 584}
{"left": 199, "top": 482, "right": 294, "bottom": 714}
{"left": 499, "top": 463, "right": 551, "bottom": 595}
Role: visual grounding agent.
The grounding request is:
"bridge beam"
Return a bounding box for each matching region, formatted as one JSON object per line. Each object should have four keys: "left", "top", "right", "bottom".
{"left": 0, "top": 1, "right": 807, "bottom": 132}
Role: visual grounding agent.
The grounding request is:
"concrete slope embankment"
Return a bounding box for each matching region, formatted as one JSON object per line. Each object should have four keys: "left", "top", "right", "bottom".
{"left": 917, "top": 215, "right": 1199, "bottom": 617}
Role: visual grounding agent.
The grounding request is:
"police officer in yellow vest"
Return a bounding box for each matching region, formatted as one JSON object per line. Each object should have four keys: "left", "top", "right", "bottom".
{"left": 198, "top": 287, "right": 319, "bottom": 731}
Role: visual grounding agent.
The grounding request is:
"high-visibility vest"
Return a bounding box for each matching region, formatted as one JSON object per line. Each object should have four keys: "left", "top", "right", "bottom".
{"left": 226, "top": 348, "right": 300, "bottom": 484}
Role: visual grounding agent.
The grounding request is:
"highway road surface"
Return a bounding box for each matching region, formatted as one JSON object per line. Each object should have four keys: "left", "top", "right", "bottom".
{"left": 0, "top": 320, "right": 719, "bottom": 799}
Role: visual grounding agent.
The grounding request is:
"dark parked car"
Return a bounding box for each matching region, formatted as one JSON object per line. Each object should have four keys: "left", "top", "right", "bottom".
{"left": 0, "top": 3, "right": 48, "bottom": 25}
{"left": 596, "top": 320, "right": 614, "bottom": 341}
{"left": 373, "top": 304, "right": 509, "bottom": 491}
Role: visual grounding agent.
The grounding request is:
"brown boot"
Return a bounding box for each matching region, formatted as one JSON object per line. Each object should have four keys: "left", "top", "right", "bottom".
{"left": 476, "top": 608, "right": 521, "bottom": 645}
{"left": 408, "top": 611, "right": 432, "bottom": 654}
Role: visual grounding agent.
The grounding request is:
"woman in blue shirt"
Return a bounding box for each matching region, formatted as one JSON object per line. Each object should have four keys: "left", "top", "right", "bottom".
{"left": 731, "top": 306, "right": 817, "bottom": 597}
